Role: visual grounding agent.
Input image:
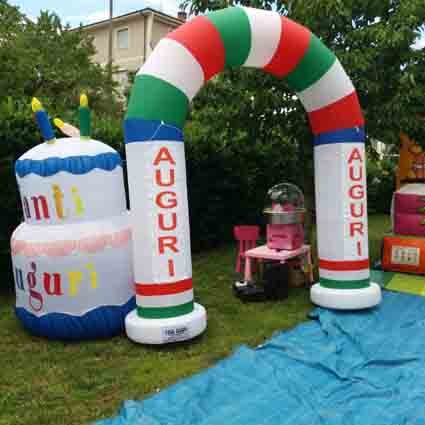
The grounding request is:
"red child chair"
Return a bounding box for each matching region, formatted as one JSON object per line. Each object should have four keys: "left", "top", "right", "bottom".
{"left": 233, "top": 225, "right": 260, "bottom": 274}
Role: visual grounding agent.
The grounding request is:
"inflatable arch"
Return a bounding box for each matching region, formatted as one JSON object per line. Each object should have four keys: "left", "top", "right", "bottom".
{"left": 124, "top": 6, "right": 381, "bottom": 344}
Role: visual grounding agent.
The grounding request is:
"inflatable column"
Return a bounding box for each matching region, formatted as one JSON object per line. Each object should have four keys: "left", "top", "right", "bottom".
{"left": 124, "top": 122, "right": 207, "bottom": 344}
{"left": 124, "top": 6, "right": 381, "bottom": 344}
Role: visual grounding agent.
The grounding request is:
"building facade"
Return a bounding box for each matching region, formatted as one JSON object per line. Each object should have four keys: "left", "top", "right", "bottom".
{"left": 78, "top": 8, "right": 184, "bottom": 87}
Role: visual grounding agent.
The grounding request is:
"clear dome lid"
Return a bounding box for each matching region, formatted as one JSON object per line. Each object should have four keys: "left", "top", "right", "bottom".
{"left": 266, "top": 183, "right": 305, "bottom": 212}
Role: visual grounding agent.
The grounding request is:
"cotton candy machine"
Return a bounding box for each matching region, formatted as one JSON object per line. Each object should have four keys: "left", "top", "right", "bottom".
{"left": 264, "top": 183, "right": 305, "bottom": 251}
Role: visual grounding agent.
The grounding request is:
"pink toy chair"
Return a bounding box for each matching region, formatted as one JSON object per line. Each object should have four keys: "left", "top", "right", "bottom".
{"left": 234, "top": 225, "right": 260, "bottom": 274}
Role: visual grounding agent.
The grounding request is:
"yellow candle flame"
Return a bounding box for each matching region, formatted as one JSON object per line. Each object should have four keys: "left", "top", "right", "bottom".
{"left": 80, "top": 93, "right": 89, "bottom": 108}
{"left": 53, "top": 118, "right": 65, "bottom": 129}
{"left": 31, "top": 97, "right": 43, "bottom": 113}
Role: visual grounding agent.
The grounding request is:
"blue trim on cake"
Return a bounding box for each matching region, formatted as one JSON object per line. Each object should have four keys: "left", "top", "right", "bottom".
{"left": 125, "top": 119, "right": 184, "bottom": 144}
{"left": 314, "top": 127, "right": 365, "bottom": 146}
{"left": 15, "top": 152, "right": 122, "bottom": 178}
{"left": 15, "top": 297, "right": 135, "bottom": 340}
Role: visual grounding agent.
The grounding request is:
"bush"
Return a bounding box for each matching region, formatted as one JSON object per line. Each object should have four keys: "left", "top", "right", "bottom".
{"left": 0, "top": 97, "right": 301, "bottom": 289}
{"left": 185, "top": 123, "right": 299, "bottom": 250}
{"left": 367, "top": 156, "right": 397, "bottom": 214}
{"left": 6, "top": 97, "right": 393, "bottom": 290}
{"left": 0, "top": 98, "right": 125, "bottom": 291}
{"left": 0, "top": 99, "right": 39, "bottom": 291}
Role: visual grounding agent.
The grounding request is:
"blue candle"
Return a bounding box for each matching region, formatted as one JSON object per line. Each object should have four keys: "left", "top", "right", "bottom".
{"left": 31, "top": 98, "right": 56, "bottom": 144}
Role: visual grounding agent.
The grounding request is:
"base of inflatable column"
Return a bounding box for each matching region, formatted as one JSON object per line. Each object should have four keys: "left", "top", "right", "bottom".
{"left": 125, "top": 303, "right": 207, "bottom": 345}
{"left": 310, "top": 282, "right": 382, "bottom": 310}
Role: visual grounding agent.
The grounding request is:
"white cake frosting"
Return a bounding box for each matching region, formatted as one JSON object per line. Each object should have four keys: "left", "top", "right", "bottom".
{"left": 11, "top": 137, "right": 133, "bottom": 324}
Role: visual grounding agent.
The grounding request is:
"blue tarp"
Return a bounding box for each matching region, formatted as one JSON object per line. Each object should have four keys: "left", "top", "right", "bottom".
{"left": 95, "top": 291, "right": 425, "bottom": 425}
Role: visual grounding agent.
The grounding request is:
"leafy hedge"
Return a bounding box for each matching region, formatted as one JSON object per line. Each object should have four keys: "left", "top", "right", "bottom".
{"left": 0, "top": 98, "right": 394, "bottom": 289}
{"left": 0, "top": 99, "right": 300, "bottom": 289}
{"left": 0, "top": 99, "right": 123, "bottom": 290}
{"left": 184, "top": 120, "right": 300, "bottom": 250}
{"left": 367, "top": 156, "right": 397, "bottom": 215}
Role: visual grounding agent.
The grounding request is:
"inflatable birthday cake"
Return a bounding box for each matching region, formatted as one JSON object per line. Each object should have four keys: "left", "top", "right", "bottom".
{"left": 11, "top": 97, "right": 134, "bottom": 339}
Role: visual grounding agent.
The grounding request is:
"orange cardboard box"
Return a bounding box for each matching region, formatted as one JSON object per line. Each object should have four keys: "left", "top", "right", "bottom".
{"left": 382, "top": 235, "right": 425, "bottom": 274}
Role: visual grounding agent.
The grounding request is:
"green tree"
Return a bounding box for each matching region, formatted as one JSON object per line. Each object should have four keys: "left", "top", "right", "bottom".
{"left": 181, "top": 0, "right": 425, "bottom": 233}
{"left": 182, "top": 0, "right": 425, "bottom": 144}
{"left": 0, "top": 0, "right": 118, "bottom": 113}
{"left": 0, "top": 0, "right": 26, "bottom": 94}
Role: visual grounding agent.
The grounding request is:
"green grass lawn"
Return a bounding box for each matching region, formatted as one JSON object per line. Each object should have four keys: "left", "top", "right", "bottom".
{"left": 0, "top": 214, "right": 390, "bottom": 425}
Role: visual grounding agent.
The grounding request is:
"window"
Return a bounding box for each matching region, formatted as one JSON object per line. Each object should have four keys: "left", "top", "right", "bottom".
{"left": 117, "top": 28, "right": 129, "bottom": 49}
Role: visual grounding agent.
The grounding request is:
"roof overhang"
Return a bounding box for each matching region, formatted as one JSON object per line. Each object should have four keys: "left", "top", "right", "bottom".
{"left": 71, "top": 7, "right": 183, "bottom": 31}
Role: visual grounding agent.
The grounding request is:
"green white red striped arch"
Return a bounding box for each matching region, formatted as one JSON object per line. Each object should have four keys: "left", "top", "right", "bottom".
{"left": 126, "top": 7, "right": 363, "bottom": 133}
{"left": 125, "top": 6, "right": 377, "bottom": 319}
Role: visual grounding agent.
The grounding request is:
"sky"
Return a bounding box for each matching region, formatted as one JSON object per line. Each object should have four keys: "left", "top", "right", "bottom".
{"left": 9, "top": 0, "right": 182, "bottom": 27}
{"left": 8, "top": 0, "right": 425, "bottom": 48}
{"left": 416, "top": 33, "right": 425, "bottom": 50}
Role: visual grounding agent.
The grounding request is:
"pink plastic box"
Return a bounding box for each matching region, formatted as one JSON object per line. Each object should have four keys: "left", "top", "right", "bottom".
{"left": 393, "top": 184, "right": 425, "bottom": 237}
{"left": 267, "top": 223, "right": 304, "bottom": 251}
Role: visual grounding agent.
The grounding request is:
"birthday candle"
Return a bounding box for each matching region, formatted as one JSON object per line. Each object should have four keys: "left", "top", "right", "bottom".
{"left": 31, "top": 98, "right": 56, "bottom": 144}
{"left": 79, "top": 93, "right": 91, "bottom": 140}
{"left": 54, "top": 118, "right": 80, "bottom": 138}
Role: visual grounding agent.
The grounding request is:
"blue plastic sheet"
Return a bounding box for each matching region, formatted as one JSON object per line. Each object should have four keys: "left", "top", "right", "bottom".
{"left": 95, "top": 291, "right": 425, "bottom": 425}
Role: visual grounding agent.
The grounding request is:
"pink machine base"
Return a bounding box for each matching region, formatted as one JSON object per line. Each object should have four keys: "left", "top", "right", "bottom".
{"left": 394, "top": 192, "right": 425, "bottom": 237}
{"left": 267, "top": 224, "right": 304, "bottom": 251}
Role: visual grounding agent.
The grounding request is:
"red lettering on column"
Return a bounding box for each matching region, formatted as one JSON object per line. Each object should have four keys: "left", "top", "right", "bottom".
{"left": 155, "top": 169, "right": 175, "bottom": 187}
{"left": 154, "top": 145, "right": 180, "bottom": 266}
{"left": 347, "top": 146, "right": 366, "bottom": 260}
{"left": 156, "top": 191, "right": 177, "bottom": 209}
{"left": 159, "top": 213, "right": 177, "bottom": 231}
{"left": 153, "top": 147, "right": 176, "bottom": 165}
{"left": 348, "top": 148, "right": 363, "bottom": 164}
{"left": 349, "top": 165, "right": 363, "bottom": 181}
{"left": 350, "top": 203, "right": 364, "bottom": 218}
{"left": 350, "top": 222, "right": 364, "bottom": 237}
{"left": 168, "top": 259, "right": 175, "bottom": 277}
{"left": 159, "top": 236, "right": 179, "bottom": 254}
{"left": 357, "top": 241, "right": 362, "bottom": 256}
{"left": 348, "top": 185, "right": 364, "bottom": 199}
